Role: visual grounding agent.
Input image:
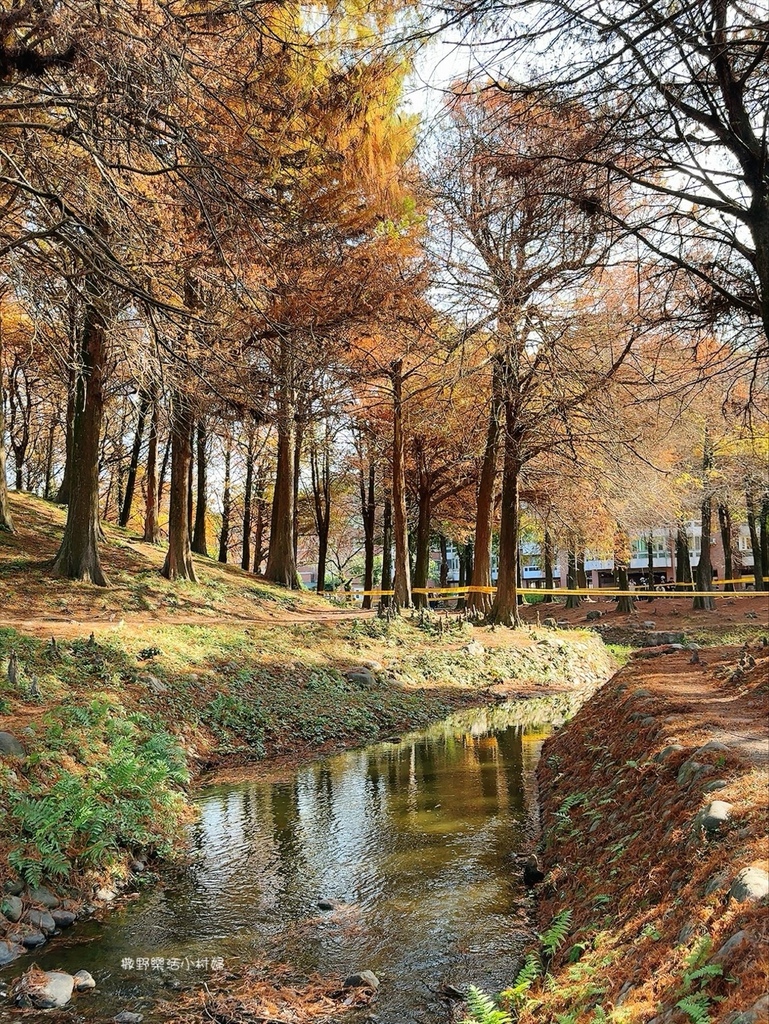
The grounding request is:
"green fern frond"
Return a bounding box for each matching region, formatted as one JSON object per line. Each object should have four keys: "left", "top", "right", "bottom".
{"left": 501, "top": 953, "right": 541, "bottom": 1006}
{"left": 461, "top": 986, "right": 512, "bottom": 1024}
{"left": 540, "top": 909, "right": 573, "bottom": 958}
{"left": 676, "top": 993, "right": 712, "bottom": 1024}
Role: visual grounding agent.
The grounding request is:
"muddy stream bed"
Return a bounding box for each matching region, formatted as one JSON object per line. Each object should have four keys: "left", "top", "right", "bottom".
{"left": 1, "top": 703, "right": 557, "bottom": 1023}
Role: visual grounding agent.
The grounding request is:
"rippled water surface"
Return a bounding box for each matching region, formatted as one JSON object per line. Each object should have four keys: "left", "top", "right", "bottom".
{"left": 1, "top": 706, "right": 552, "bottom": 1023}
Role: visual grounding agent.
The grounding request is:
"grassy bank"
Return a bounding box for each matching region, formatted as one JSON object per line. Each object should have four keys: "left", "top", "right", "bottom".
{"left": 0, "top": 612, "right": 614, "bottom": 901}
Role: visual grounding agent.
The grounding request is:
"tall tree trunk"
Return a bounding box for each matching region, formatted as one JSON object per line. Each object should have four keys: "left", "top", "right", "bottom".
{"left": 760, "top": 495, "right": 769, "bottom": 588}
{"left": 616, "top": 564, "right": 634, "bottom": 613}
{"left": 51, "top": 295, "right": 108, "bottom": 585}
{"left": 675, "top": 523, "right": 693, "bottom": 590}
{"left": 0, "top": 377, "right": 13, "bottom": 533}
{"left": 488, "top": 401, "right": 521, "bottom": 626}
{"left": 718, "top": 504, "right": 736, "bottom": 592}
{"left": 241, "top": 432, "right": 254, "bottom": 571}
{"left": 293, "top": 417, "right": 304, "bottom": 563}
{"left": 253, "top": 465, "right": 266, "bottom": 575}
{"left": 161, "top": 395, "right": 197, "bottom": 581}
{"left": 468, "top": 360, "right": 503, "bottom": 614}
{"left": 565, "top": 544, "right": 582, "bottom": 609}
{"left": 55, "top": 333, "right": 77, "bottom": 505}
{"left": 186, "top": 422, "right": 194, "bottom": 544}
{"left": 120, "top": 392, "right": 150, "bottom": 528}
{"left": 143, "top": 394, "right": 160, "bottom": 543}
{"left": 577, "top": 545, "right": 587, "bottom": 589}
{"left": 456, "top": 543, "right": 467, "bottom": 612}
{"left": 191, "top": 419, "right": 208, "bottom": 555}
{"left": 219, "top": 437, "right": 232, "bottom": 564}
{"left": 380, "top": 494, "right": 393, "bottom": 610}
{"left": 310, "top": 434, "right": 331, "bottom": 594}
{"left": 745, "top": 489, "right": 763, "bottom": 589}
{"left": 8, "top": 360, "right": 31, "bottom": 493}
{"left": 693, "top": 430, "right": 715, "bottom": 611}
{"left": 647, "top": 533, "right": 655, "bottom": 596}
{"left": 360, "top": 458, "right": 375, "bottom": 611}
{"left": 43, "top": 415, "right": 56, "bottom": 501}
{"left": 439, "top": 535, "right": 449, "bottom": 588}
{"left": 412, "top": 475, "right": 432, "bottom": 609}
{"left": 265, "top": 372, "right": 301, "bottom": 588}
{"left": 543, "top": 528, "right": 553, "bottom": 601}
{"left": 615, "top": 528, "right": 634, "bottom": 614}
{"left": 390, "top": 360, "right": 411, "bottom": 610}
{"left": 157, "top": 432, "right": 171, "bottom": 511}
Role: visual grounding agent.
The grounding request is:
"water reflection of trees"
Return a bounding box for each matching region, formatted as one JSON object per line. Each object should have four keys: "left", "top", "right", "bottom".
{"left": 185, "top": 715, "right": 551, "bottom": 931}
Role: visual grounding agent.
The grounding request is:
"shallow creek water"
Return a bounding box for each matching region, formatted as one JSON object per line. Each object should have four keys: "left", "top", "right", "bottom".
{"left": 1, "top": 705, "right": 554, "bottom": 1023}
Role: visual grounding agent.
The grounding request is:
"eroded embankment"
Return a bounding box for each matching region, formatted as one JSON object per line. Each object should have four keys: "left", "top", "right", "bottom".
{"left": 526, "top": 645, "right": 768, "bottom": 1024}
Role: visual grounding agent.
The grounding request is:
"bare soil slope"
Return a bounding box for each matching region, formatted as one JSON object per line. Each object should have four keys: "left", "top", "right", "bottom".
{"left": 528, "top": 645, "right": 769, "bottom": 1024}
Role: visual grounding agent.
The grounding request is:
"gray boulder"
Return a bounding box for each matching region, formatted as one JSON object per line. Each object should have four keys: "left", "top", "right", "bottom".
{"left": 695, "top": 740, "right": 729, "bottom": 757}
{"left": 466, "top": 640, "right": 485, "bottom": 658}
{"left": 142, "top": 674, "right": 167, "bottom": 694}
{"left": 696, "top": 801, "right": 733, "bottom": 834}
{"left": 15, "top": 969, "right": 74, "bottom": 1009}
{"left": 3, "top": 879, "right": 23, "bottom": 896}
{"left": 704, "top": 869, "right": 731, "bottom": 896}
{"left": 702, "top": 779, "right": 729, "bottom": 794}
{"left": 114, "top": 1012, "right": 144, "bottom": 1024}
{"left": 641, "top": 631, "right": 685, "bottom": 646}
{"left": 21, "top": 930, "right": 47, "bottom": 948}
{"left": 344, "top": 666, "right": 377, "bottom": 688}
{"left": 731, "top": 995, "right": 769, "bottom": 1024}
{"left": 711, "top": 930, "right": 750, "bottom": 966}
{"left": 51, "top": 908, "right": 77, "bottom": 928}
{"left": 26, "top": 908, "right": 56, "bottom": 934}
{"left": 677, "top": 760, "right": 711, "bottom": 786}
{"left": 1, "top": 895, "right": 23, "bottom": 922}
{"left": 0, "top": 939, "right": 24, "bottom": 966}
{"left": 343, "top": 970, "right": 380, "bottom": 990}
{"left": 729, "top": 867, "right": 769, "bottom": 903}
{"left": 73, "top": 969, "right": 96, "bottom": 991}
{"left": 29, "top": 885, "right": 59, "bottom": 908}
{"left": 585, "top": 610, "right": 602, "bottom": 621}
{"left": 0, "top": 732, "right": 25, "bottom": 757}
{"left": 654, "top": 744, "right": 684, "bottom": 763}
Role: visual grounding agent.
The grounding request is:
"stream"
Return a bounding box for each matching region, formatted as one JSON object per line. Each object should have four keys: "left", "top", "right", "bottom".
{"left": 1, "top": 703, "right": 555, "bottom": 1022}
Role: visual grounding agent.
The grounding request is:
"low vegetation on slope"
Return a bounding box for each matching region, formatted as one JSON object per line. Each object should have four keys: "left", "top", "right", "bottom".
{"left": 0, "top": 612, "right": 614, "bottom": 897}
{"left": 495, "top": 647, "right": 769, "bottom": 1024}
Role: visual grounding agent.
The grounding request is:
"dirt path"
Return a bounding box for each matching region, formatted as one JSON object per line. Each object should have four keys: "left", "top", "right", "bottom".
{"left": 626, "top": 645, "right": 769, "bottom": 766}
{"left": 0, "top": 606, "right": 375, "bottom": 641}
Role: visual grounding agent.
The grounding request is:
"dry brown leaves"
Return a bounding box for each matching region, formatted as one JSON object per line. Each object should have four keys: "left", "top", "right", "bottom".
{"left": 160, "top": 963, "right": 375, "bottom": 1024}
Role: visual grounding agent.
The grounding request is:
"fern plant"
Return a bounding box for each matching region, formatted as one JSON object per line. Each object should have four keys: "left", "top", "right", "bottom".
{"left": 500, "top": 953, "right": 540, "bottom": 1007}
{"left": 541, "top": 909, "right": 573, "bottom": 959}
{"left": 460, "top": 987, "right": 512, "bottom": 1024}
{"left": 676, "top": 993, "right": 712, "bottom": 1024}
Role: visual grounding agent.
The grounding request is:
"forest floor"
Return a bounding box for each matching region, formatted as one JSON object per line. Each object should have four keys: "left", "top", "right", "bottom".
{"left": 2, "top": 493, "right": 767, "bottom": 641}
{"left": 517, "top": 588, "right": 769, "bottom": 643}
